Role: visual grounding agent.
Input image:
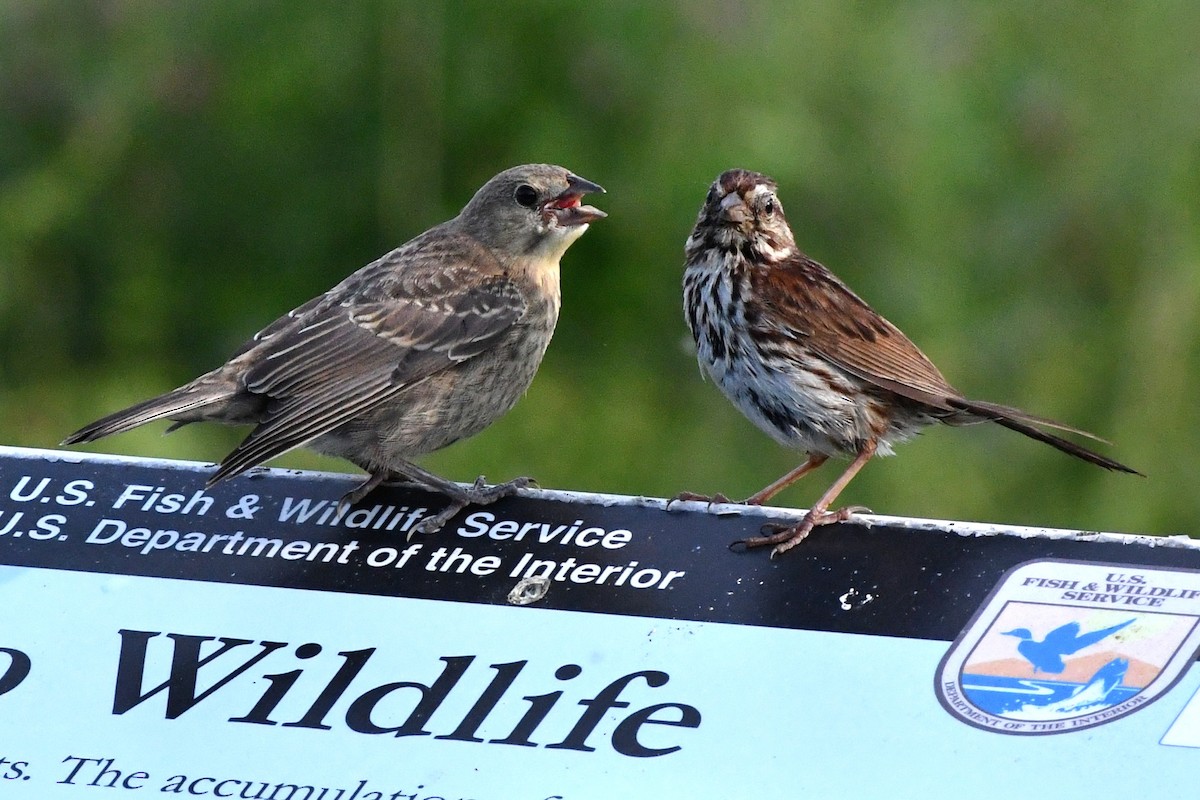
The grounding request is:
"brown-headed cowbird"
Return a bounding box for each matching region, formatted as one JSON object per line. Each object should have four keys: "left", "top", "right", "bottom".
{"left": 65, "top": 164, "right": 606, "bottom": 533}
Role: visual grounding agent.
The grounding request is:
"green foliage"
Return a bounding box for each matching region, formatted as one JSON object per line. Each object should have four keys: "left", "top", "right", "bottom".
{"left": 3, "top": 1, "right": 1197, "bottom": 536}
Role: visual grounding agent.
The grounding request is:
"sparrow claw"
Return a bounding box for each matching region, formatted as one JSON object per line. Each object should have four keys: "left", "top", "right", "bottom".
{"left": 666, "top": 490, "right": 734, "bottom": 512}
{"left": 840, "top": 504, "right": 872, "bottom": 517}
{"left": 731, "top": 504, "right": 867, "bottom": 558}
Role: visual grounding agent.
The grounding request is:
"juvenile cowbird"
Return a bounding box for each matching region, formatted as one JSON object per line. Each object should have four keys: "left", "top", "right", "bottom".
{"left": 678, "top": 168, "right": 1137, "bottom": 557}
{"left": 65, "top": 164, "right": 606, "bottom": 533}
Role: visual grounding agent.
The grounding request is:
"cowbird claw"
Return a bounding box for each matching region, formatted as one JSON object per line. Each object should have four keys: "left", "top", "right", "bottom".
{"left": 337, "top": 471, "right": 391, "bottom": 517}
{"left": 410, "top": 475, "right": 536, "bottom": 538}
{"left": 337, "top": 471, "right": 537, "bottom": 538}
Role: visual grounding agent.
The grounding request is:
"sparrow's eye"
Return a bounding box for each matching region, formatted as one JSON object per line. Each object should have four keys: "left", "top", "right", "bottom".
{"left": 763, "top": 198, "right": 776, "bottom": 216}
{"left": 514, "top": 184, "right": 539, "bottom": 208}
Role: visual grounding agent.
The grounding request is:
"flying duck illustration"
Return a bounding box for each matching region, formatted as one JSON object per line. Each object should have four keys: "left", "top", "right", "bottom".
{"left": 1002, "top": 619, "right": 1136, "bottom": 674}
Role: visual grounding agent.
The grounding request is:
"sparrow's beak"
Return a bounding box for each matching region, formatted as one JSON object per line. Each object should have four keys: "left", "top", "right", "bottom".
{"left": 717, "top": 192, "right": 750, "bottom": 226}
{"left": 546, "top": 173, "right": 607, "bottom": 226}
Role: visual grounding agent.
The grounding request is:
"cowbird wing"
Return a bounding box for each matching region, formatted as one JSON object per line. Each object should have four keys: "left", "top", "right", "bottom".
{"left": 209, "top": 230, "right": 527, "bottom": 482}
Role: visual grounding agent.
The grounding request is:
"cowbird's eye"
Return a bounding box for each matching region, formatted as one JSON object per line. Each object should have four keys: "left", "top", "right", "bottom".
{"left": 705, "top": 186, "right": 718, "bottom": 206}
{"left": 514, "top": 184, "right": 539, "bottom": 208}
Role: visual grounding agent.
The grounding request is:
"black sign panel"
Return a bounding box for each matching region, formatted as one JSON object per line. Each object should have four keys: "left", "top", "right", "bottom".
{"left": 1, "top": 446, "right": 1196, "bottom": 640}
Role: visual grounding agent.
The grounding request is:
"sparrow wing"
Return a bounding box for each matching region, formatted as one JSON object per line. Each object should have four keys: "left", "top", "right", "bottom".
{"left": 750, "top": 256, "right": 1138, "bottom": 473}
{"left": 209, "top": 229, "right": 527, "bottom": 483}
{"left": 751, "top": 256, "right": 960, "bottom": 410}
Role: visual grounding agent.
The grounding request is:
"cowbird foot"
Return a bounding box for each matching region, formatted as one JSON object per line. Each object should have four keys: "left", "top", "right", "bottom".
{"left": 666, "top": 490, "right": 735, "bottom": 512}
{"left": 412, "top": 475, "right": 537, "bottom": 536}
{"left": 337, "top": 461, "right": 537, "bottom": 534}
{"left": 338, "top": 470, "right": 395, "bottom": 516}
{"left": 734, "top": 505, "right": 870, "bottom": 558}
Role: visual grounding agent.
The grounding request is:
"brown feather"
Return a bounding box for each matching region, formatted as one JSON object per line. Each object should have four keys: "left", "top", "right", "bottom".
{"left": 209, "top": 232, "right": 530, "bottom": 481}
{"left": 750, "top": 256, "right": 961, "bottom": 409}
{"left": 678, "top": 167, "right": 1136, "bottom": 558}
{"left": 64, "top": 163, "right": 605, "bottom": 530}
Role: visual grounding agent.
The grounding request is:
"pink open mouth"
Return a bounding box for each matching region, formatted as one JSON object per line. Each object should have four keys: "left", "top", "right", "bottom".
{"left": 545, "top": 192, "right": 606, "bottom": 226}
{"left": 551, "top": 194, "right": 583, "bottom": 210}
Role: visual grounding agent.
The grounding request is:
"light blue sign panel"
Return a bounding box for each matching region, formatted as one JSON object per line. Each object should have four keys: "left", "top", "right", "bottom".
{"left": 0, "top": 566, "right": 1197, "bottom": 799}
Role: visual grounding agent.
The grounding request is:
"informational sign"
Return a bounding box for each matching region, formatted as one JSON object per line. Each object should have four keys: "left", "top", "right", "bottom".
{"left": 1, "top": 444, "right": 1198, "bottom": 798}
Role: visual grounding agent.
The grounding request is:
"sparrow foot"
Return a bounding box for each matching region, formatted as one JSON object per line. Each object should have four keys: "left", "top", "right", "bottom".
{"left": 733, "top": 505, "right": 870, "bottom": 558}
{"left": 666, "top": 490, "right": 735, "bottom": 511}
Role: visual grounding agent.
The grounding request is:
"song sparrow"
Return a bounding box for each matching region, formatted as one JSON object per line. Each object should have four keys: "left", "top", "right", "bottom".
{"left": 678, "top": 168, "right": 1138, "bottom": 557}
{"left": 65, "top": 164, "right": 606, "bottom": 534}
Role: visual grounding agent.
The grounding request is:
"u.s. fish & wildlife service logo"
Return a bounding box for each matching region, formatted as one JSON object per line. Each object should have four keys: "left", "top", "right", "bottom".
{"left": 936, "top": 559, "right": 1200, "bottom": 734}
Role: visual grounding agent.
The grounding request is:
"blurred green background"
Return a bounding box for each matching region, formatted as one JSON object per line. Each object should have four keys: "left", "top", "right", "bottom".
{"left": 2, "top": 2, "right": 1197, "bottom": 536}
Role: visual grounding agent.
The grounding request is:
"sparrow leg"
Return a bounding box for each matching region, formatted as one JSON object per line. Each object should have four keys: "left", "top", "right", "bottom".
{"left": 669, "top": 453, "right": 829, "bottom": 511}
{"left": 744, "top": 454, "right": 829, "bottom": 505}
{"left": 737, "top": 442, "right": 876, "bottom": 558}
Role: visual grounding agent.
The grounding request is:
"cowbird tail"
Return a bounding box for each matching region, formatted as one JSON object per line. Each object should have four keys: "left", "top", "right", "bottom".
{"left": 948, "top": 398, "right": 1142, "bottom": 475}
{"left": 62, "top": 383, "right": 236, "bottom": 445}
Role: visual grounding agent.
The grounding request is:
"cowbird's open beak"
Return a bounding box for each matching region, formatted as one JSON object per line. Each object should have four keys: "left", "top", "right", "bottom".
{"left": 546, "top": 174, "right": 607, "bottom": 226}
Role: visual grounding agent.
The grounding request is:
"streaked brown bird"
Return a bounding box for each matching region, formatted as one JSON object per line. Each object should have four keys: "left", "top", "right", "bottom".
{"left": 65, "top": 164, "right": 606, "bottom": 534}
{"left": 678, "top": 168, "right": 1138, "bottom": 557}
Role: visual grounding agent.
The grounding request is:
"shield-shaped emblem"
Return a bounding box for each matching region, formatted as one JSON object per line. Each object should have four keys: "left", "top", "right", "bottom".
{"left": 936, "top": 559, "right": 1200, "bottom": 734}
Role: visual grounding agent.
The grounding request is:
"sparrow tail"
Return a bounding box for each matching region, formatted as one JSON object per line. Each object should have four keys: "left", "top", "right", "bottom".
{"left": 948, "top": 398, "right": 1142, "bottom": 475}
